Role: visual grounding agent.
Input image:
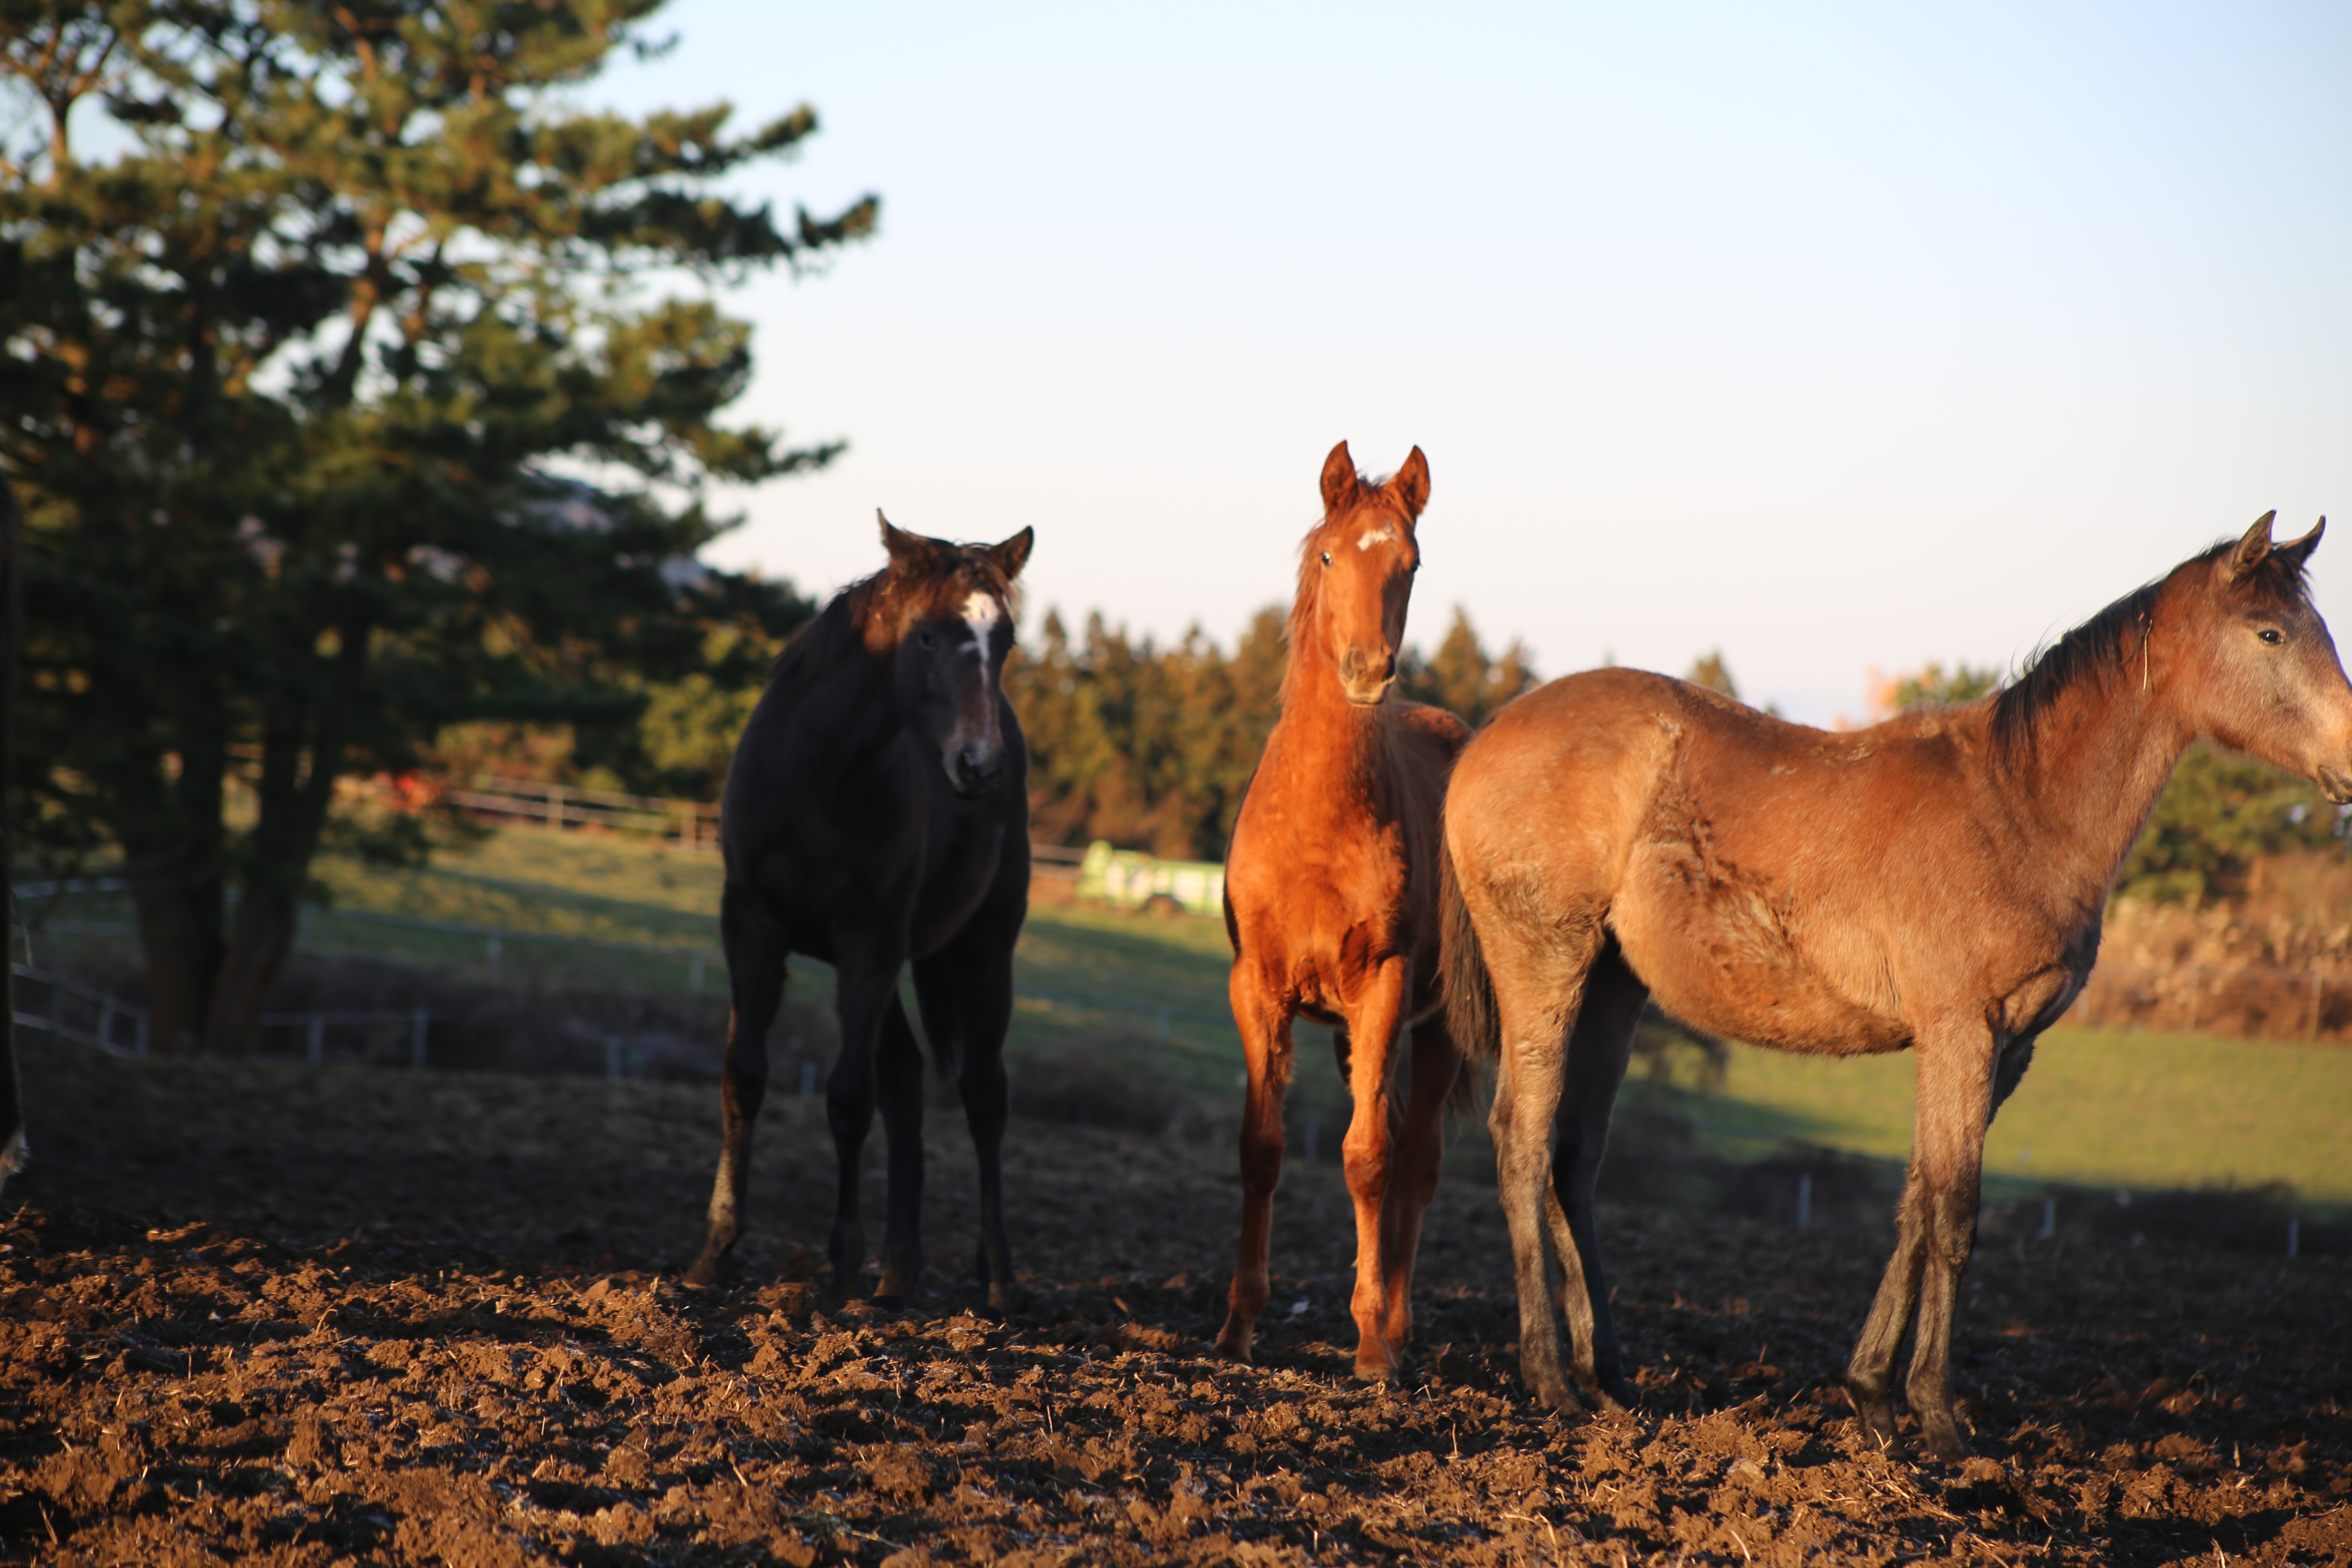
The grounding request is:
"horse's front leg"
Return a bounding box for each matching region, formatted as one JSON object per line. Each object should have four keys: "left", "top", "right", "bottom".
{"left": 914, "top": 928, "right": 1021, "bottom": 1315}
{"left": 824, "top": 942, "right": 907, "bottom": 1310}
{"left": 871, "top": 992, "right": 927, "bottom": 1304}
{"left": 1338, "top": 959, "right": 1411, "bottom": 1380}
{"left": 1849, "top": 1018, "right": 1996, "bottom": 1461}
{"left": 687, "top": 884, "right": 786, "bottom": 1287}
{"left": 1216, "top": 967, "right": 1295, "bottom": 1363}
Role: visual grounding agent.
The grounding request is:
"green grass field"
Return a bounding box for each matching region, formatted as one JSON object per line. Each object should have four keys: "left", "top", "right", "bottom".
{"left": 23, "top": 826, "right": 2352, "bottom": 1205}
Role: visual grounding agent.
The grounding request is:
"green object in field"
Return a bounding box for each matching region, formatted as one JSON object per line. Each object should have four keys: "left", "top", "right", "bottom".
{"left": 1075, "top": 842, "right": 1226, "bottom": 918}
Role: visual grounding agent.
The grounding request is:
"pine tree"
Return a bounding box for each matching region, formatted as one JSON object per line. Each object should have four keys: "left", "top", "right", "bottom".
{"left": 1, "top": 0, "right": 870, "bottom": 1051}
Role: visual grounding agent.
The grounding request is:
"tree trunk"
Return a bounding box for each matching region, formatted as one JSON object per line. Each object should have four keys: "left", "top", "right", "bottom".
{"left": 204, "top": 625, "right": 365, "bottom": 1056}
{"left": 125, "top": 843, "right": 225, "bottom": 1055}
{"left": 119, "top": 727, "right": 229, "bottom": 1057}
{"left": 0, "top": 472, "right": 23, "bottom": 1183}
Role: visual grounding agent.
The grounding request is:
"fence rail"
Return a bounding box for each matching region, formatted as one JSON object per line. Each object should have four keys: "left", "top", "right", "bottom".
{"left": 445, "top": 775, "right": 719, "bottom": 851}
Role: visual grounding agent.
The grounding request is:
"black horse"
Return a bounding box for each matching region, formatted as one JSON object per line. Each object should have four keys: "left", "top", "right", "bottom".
{"left": 687, "top": 514, "right": 1033, "bottom": 1310}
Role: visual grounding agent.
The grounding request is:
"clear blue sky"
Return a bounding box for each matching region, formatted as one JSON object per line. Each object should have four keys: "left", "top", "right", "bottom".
{"left": 598, "top": 2, "right": 2352, "bottom": 724}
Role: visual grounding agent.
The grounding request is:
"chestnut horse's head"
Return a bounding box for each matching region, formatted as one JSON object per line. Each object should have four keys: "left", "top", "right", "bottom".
{"left": 2183, "top": 512, "right": 2352, "bottom": 802}
{"left": 870, "top": 512, "right": 1033, "bottom": 797}
{"left": 1290, "top": 441, "right": 1432, "bottom": 706}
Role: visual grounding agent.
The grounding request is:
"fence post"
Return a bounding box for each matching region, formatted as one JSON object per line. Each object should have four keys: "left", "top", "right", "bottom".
{"left": 2308, "top": 971, "right": 2324, "bottom": 1041}
{"left": 97, "top": 1001, "right": 113, "bottom": 1053}
{"left": 136, "top": 1014, "right": 149, "bottom": 1057}
{"left": 411, "top": 1008, "right": 429, "bottom": 1069}
{"left": 307, "top": 1013, "right": 325, "bottom": 1064}
{"left": 800, "top": 1060, "right": 818, "bottom": 1096}
{"left": 2287, "top": 1218, "right": 2300, "bottom": 1259}
{"left": 487, "top": 933, "right": 502, "bottom": 983}
{"left": 2040, "top": 1197, "right": 2056, "bottom": 1239}
{"left": 1796, "top": 1173, "right": 1812, "bottom": 1228}
{"left": 604, "top": 1035, "right": 622, "bottom": 1082}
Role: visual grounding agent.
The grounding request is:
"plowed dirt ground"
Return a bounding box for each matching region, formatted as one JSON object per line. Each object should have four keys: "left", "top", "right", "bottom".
{"left": 2, "top": 1036, "right": 2346, "bottom": 1566}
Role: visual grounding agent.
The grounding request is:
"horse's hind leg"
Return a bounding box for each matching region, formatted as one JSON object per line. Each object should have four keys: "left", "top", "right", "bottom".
{"left": 1216, "top": 971, "right": 1296, "bottom": 1363}
{"left": 1482, "top": 922, "right": 1598, "bottom": 1416}
{"left": 1375, "top": 1016, "right": 1463, "bottom": 1357}
{"left": 871, "top": 993, "right": 927, "bottom": 1305}
{"left": 688, "top": 883, "right": 787, "bottom": 1287}
{"left": 1544, "top": 942, "right": 1644, "bottom": 1410}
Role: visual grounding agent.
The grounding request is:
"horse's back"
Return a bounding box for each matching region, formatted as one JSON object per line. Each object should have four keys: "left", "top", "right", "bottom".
{"left": 1451, "top": 666, "right": 1983, "bottom": 1053}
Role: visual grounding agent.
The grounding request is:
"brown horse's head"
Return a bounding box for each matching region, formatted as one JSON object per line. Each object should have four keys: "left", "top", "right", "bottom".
{"left": 2182, "top": 512, "right": 2352, "bottom": 802}
{"left": 870, "top": 512, "right": 1033, "bottom": 797}
{"left": 1289, "top": 441, "right": 1432, "bottom": 706}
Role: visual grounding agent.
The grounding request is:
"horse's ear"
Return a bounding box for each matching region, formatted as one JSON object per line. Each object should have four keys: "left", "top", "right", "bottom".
{"left": 1392, "top": 446, "right": 1431, "bottom": 519}
{"left": 2277, "top": 516, "right": 2326, "bottom": 571}
{"left": 1320, "top": 441, "right": 1359, "bottom": 516}
{"left": 879, "top": 510, "right": 935, "bottom": 571}
{"left": 2229, "top": 510, "right": 2280, "bottom": 579}
{"left": 988, "top": 526, "right": 1034, "bottom": 582}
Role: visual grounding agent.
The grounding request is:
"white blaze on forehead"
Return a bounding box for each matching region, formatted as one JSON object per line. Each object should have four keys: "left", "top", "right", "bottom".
{"left": 1356, "top": 525, "right": 1394, "bottom": 551}
{"left": 961, "top": 590, "right": 1003, "bottom": 639}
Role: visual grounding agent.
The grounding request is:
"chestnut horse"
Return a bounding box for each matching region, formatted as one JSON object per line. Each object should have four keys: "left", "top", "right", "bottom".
{"left": 1442, "top": 514, "right": 2352, "bottom": 1459}
{"left": 687, "top": 516, "right": 1033, "bottom": 1311}
{"left": 1217, "top": 441, "right": 1468, "bottom": 1380}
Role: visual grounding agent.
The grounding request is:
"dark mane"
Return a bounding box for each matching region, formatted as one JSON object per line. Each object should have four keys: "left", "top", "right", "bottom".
{"left": 1989, "top": 539, "right": 2311, "bottom": 761}
{"left": 768, "top": 572, "right": 884, "bottom": 694}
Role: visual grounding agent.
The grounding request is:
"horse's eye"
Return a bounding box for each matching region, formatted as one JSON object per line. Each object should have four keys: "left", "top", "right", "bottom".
{"left": 2259, "top": 628, "right": 2284, "bottom": 645}
{"left": 918, "top": 629, "right": 935, "bottom": 648}
{"left": 1321, "top": 551, "right": 1332, "bottom": 567}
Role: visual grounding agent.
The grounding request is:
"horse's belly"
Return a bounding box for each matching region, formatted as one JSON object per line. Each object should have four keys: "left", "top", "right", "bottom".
{"left": 1613, "top": 852, "right": 1909, "bottom": 1056}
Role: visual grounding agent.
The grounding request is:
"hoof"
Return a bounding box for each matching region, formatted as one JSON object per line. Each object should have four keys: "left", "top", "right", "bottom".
{"left": 1847, "top": 1390, "right": 1900, "bottom": 1454}
{"left": 1212, "top": 1318, "right": 1255, "bottom": 1363}
{"left": 1917, "top": 1419, "right": 1971, "bottom": 1464}
{"left": 682, "top": 1252, "right": 727, "bottom": 1290}
{"left": 871, "top": 1293, "right": 911, "bottom": 1312}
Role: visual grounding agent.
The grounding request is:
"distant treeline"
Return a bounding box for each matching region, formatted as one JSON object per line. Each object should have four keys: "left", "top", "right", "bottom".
{"left": 451, "top": 615, "right": 2344, "bottom": 906}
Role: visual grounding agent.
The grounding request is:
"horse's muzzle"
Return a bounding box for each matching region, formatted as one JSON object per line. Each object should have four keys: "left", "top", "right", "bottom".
{"left": 1339, "top": 644, "right": 1397, "bottom": 706}
{"left": 2320, "top": 766, "right": 2352, "bottom": 805}
{"left": 949, "top": 742, "right": 1005, "bottom": 797}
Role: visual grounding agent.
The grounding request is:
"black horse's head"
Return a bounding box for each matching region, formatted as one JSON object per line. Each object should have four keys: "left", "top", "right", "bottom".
{"left": 871, "top": 512, "right": 1034, "bottom": 797}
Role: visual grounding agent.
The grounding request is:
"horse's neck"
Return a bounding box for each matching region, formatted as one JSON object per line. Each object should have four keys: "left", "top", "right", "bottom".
{"left": 823, "top": 646, "right": 914, "bottom": 768}
{"left": 2000, "top": 671, "right": 2192, "bottom": 911}
{"left": 1270, "top": 649, "right": 1383, "bottom": 795}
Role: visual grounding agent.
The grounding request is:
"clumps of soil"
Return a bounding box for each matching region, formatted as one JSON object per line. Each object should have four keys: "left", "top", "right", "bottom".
{"left": 2, "top": 1036, "right": 2348, "bottom": 1566}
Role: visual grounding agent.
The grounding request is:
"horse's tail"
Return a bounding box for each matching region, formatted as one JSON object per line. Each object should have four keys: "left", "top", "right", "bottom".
{"left": 1439, "top": 835, "right": 1500, "bottom": 1071}
{"left": 0, "top": 470, "right": 24, "bottom": 1193}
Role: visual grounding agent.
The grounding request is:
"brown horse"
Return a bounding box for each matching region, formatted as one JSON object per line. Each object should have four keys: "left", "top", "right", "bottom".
{"left": 687, "top": 516, "right": 1033, "bottom": 1310}
{"left": 1442, "top": 514, "right": 2352, "bottom": 1459}
{"left": 1217, "top": 441, "right": 1468, "bottom": 1380}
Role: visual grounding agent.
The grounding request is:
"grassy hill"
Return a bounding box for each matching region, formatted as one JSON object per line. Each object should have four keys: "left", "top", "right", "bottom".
{"left": 21, "top": 826, "right": 2352, "bottom": 1208}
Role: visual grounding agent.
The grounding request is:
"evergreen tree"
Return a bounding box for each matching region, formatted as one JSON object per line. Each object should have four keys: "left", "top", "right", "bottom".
{"left": 1397, "top": 606, "right": 1539, "bottom": 728}
{"left": 0, "top": 0, "right": 870, "bottom": 1051}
